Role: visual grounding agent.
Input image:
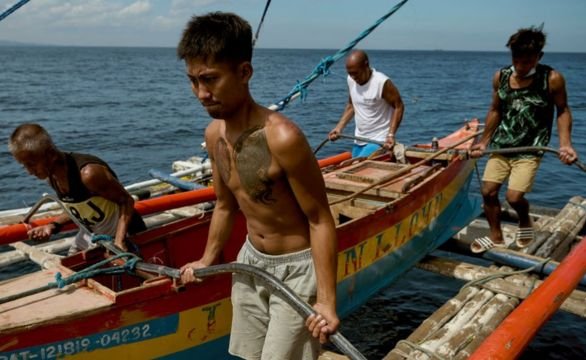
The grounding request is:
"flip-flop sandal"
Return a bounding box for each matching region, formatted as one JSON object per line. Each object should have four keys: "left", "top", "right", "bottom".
{"left": 470, "top": 236, "right": 513, "bottom": 254}
{"left": 515, "top": 227, "right": 535, "bottom": 248}
{"left": 470, "top": 236, "right": 496, "bottom": 253}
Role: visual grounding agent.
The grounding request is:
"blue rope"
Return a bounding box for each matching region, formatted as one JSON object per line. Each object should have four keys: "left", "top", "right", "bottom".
{"left": 92, "top": 234, "right": 114, "bottom": 243}
{"left": 272, "top": 0, "right": 409, "bottom": 111}
{"left": 0, "top": 0, "right": 30, "bottom": 22}
{"left": 50, "top": 233, "right": 141, "bottom": 288}
{"left": 53, "top": 250, "right": 141, "bottom": 288}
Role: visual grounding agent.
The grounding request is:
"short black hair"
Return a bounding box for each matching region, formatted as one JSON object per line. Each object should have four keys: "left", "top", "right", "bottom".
{"left": 177, "top": 12, "right": 253, "bottom": 64}
{"left": 507, "top": 26, "right": 546, "bottom": 57}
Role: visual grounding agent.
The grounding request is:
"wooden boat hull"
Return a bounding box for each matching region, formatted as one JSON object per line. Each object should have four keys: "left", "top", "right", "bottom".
{"left": 336, "top": 156, "right": 479, "bottom": 315}
{"left": 0, "top": 123, "right": 482, "bottom": 359}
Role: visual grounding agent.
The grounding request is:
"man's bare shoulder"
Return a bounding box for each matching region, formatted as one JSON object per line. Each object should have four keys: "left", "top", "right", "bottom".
{"left": 79, "top": 162, "right": 108, "bottom": 180}
{"left": 548, "top": 69, "right": 567, "bottom": 92}
{"left": 79, "top": 163, "right": 118, "bottom": 192}
{"left": 204, "top": 119, "right": 224, "bottom": 151}
{"left": 264, "top": 112, "right": 307, "bottom": 149}
{"left": 205, "top": 120, "right": 223, "bottom": 139}
{"left": 263, "top": 112, "right": 316, "bottom": 171}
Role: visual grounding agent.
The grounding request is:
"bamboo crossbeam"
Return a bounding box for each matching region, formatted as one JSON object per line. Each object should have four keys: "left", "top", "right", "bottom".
{"left": 0, "top": 238, "right": 72, "bottom": 268}
{"left": 10, "top": 241, "right": 62, "bottom": 269}
{"left": 415, "top": 256, "right": 586, "bottom": 317}
{"left": 387, "top": 251, "right": 586, "bottom": 359}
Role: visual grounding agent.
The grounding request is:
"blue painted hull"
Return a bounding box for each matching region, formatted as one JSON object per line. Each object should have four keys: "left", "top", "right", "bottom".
{"left": 337, "top": 170, "right": 481, "bottom": 317}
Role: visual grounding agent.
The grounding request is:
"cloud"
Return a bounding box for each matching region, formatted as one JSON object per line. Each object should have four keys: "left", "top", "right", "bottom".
{"left": 169, "top": 0, "right": 221, "bottom": 16}
{"left": 119, "top": 1, "right": 152, "bottom": 18}
{"left": 152, "top": 0, "right": 225, "bottom": 29}
{"left": 12, "top": 0, "right": 153, "bottom": 27}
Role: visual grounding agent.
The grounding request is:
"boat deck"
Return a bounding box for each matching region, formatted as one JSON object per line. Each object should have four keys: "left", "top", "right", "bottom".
{"left": 0, "top": 269, "right": 113, "bottom": 333}
{"left": 323, "top": 157, "right": 446, "bottom": 227}
{"left": 324, "top": 159, "right": 442, "bottom": 200}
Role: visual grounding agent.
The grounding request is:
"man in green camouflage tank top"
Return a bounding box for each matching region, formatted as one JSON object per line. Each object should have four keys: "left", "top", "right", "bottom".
{"left": 469, "top": 26, "right": 578, "bottom": 253}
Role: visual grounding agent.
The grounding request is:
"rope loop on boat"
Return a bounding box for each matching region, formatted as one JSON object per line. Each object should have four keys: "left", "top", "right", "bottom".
{"left": 53, "top": 251, "right": 142, "bottom": 289}
{"left": 314, "top": 55, "right": 335, "bottom": 77}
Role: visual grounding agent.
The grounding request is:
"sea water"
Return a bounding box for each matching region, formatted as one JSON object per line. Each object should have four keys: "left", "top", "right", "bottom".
{"left": 1, "top": 47, "right": 585, "bottom": 358}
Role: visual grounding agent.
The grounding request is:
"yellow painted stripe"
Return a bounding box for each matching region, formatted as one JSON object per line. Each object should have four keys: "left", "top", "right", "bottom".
{"left": 67, "top": 298, "right": 233, "bottom": 359}
{"left": 337, "top": 163, "right": 472, "bottom": 280}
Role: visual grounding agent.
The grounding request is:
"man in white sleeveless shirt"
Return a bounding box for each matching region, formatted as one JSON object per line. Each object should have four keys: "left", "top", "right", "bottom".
{"left": 329, "top": 49, "right": 404, "bottom": 158}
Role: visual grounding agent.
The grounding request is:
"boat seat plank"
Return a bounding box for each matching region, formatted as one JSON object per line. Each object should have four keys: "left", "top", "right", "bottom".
{"left": 0, "top": 270, "right": 112, "bottom": 332}
{"left": 404, "top": 148, "right": 455, "bottom": 161}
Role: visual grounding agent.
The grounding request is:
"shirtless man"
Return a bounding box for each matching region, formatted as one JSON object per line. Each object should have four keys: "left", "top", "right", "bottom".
{"left": 177, "top": 12, "right": 339, "bottom": 360}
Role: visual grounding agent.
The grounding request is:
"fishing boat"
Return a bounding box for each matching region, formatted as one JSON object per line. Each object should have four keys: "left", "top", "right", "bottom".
{"left": 0, "top": 121, "right": 482, "bottom": 359}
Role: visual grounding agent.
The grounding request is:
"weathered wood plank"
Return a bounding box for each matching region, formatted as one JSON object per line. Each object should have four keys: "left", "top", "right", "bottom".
{"left": 529, "top": 196, "right": 586, "bottom": 258}
{"left": 384, "top": 287, "right": 480, "bottom": 359}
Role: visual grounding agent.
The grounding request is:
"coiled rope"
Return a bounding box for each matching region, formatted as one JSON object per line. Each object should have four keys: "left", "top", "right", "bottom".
{"left": 269, "top": 0, "right": 410, "bottom": 111}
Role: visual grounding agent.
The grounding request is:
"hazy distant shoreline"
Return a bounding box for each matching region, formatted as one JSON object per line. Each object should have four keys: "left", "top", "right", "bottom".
{"left": 2, "top": 40, "right": 584, "bottom": 54}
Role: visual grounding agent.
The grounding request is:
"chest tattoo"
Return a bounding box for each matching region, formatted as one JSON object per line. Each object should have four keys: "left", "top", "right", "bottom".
{"left": 233, "top": 127, "right": 276, "bottom": 204}
{"left": 215, "top": 137, "right": 232, "bottom": 184}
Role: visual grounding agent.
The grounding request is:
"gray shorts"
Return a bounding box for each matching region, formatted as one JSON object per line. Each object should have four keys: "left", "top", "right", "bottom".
{"left": 229, "top": 237, "right": 320, "bottom": 360}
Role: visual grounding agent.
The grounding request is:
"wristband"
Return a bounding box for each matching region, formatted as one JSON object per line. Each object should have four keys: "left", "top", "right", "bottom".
{"left": 387, "top": 133, "right": 395, "bottom": 138}
{"left": 50, "top": 221, "right": 63, "bottom": 234}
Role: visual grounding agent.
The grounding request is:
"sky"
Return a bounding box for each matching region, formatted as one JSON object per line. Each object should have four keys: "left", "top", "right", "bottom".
{"left": 1, "top": 0, "right": 585, "bottom": 52}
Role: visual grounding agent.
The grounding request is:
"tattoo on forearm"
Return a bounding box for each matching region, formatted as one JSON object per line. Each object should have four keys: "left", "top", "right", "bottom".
{"left": 215, "top": 138, "right": 231, "bottom": 184}
{"left": 234, "top": 127, "right": 275, "bottom": 204}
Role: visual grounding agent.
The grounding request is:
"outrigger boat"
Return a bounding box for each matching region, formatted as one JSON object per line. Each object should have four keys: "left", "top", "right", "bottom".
{"left": 0, "top": 121, "right": 482, "bottom": 359}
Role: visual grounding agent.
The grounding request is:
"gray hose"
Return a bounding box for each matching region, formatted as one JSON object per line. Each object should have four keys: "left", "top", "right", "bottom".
{"left": 193, "top": 264, "right": 367, "bottom": 360}
{"left": 483, "top": 146, "right": 586, "bottom": 172}
{"left": 25, "top": 196, "right": 366, "bottom": 358}
{"left": 404, "top": 145, "right": 586, "bottom": 172}
{"left": 98, "top": 242, "right": 366, "bottom": 360}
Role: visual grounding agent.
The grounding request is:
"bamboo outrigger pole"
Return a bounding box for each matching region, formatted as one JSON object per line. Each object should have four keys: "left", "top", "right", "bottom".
{"left": 469, "top": 236, "right": 586, "bottom": 359}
